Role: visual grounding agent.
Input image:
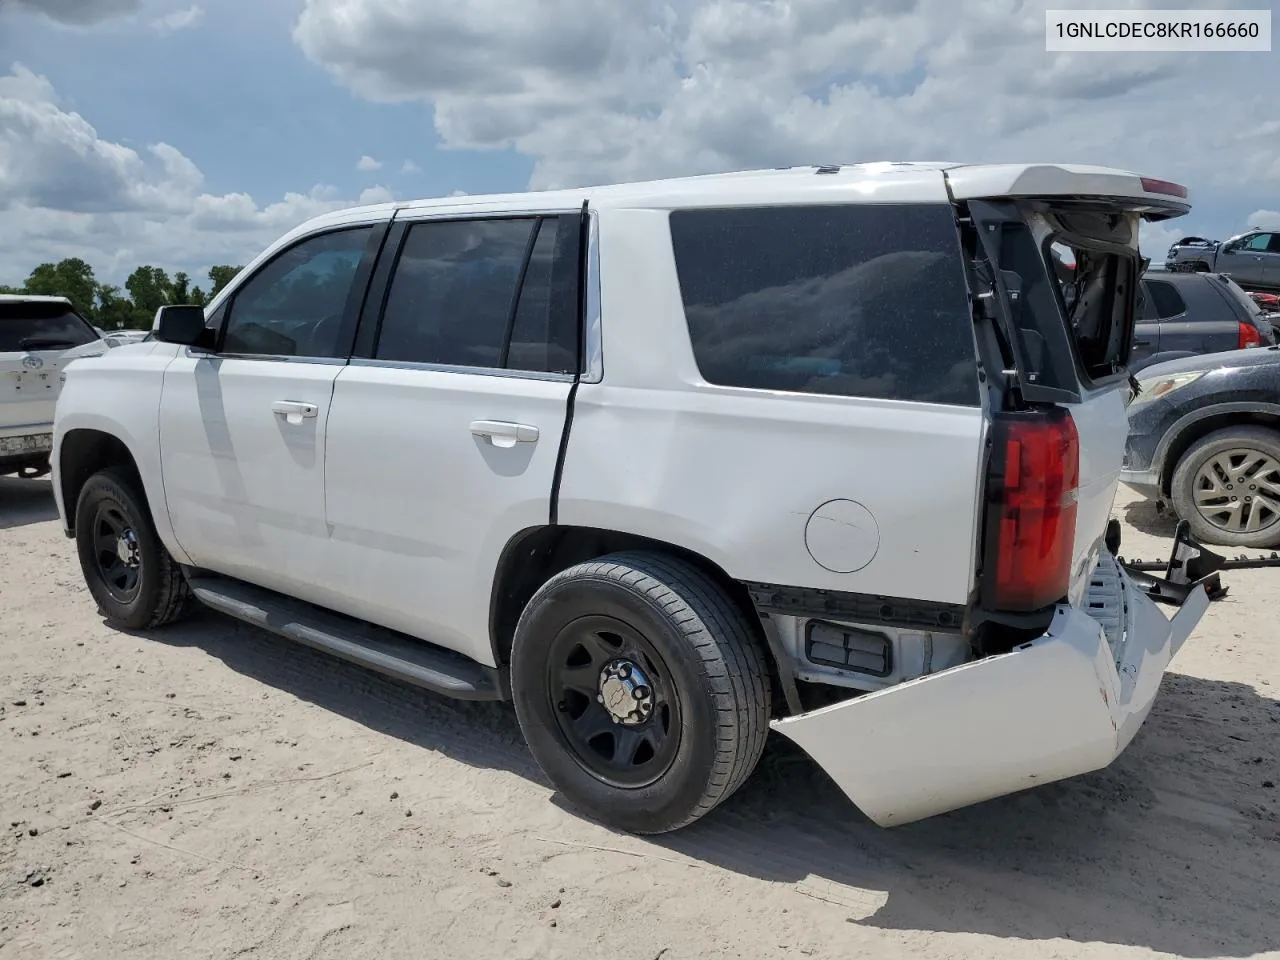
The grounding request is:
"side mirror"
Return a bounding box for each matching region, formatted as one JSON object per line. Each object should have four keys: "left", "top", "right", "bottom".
{"left": 154, "top": 305, "right": 214, "bottom": 348}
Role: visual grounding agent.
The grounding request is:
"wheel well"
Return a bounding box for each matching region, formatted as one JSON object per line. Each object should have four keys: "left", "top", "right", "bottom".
{"left": 489, "top": 525, "right": 777, "bottom": 675}
{"left": 1160, "top": 413, "right": 1280, "bottom": 495}
{"left": 58, "top": 430, "right": 141, "bottom": 533}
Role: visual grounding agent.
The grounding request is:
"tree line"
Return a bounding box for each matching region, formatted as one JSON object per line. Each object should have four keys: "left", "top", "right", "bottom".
{"left": 0, "top": 259, "right": 244, "bottom": 330}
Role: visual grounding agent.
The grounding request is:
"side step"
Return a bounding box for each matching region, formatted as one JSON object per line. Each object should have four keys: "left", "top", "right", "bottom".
{"left": 186, "top": 574, "right": 506, "bottom": 701}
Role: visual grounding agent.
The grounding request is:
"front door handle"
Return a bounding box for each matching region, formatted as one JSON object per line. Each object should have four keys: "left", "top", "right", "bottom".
{"left": 470, "top": 420, "right": 539, "bottom": 449}
{"left": 271, "top": 400, "right": 319, "bottom": 425}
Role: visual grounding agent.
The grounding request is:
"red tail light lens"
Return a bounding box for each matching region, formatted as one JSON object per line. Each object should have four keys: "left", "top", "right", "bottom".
{"left": 982, "top": 410, "right": 1080, "bottom": 612}
{"left": 1238, "top": 321, "right": 1263, "bottom": 349}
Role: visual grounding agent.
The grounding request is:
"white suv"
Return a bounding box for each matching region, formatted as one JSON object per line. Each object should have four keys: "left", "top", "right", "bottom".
{"left": 2, "top": 295, "right": 108, "bottom": 479}
{"left": 52, "top": 163, "right": 1219, "bottom": 834}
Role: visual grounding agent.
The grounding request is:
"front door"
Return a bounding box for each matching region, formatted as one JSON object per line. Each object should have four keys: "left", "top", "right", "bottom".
{"left": 1220, "top": 232, "right": 1272, "bottom": 287}
{"left": 158, "top": 223, "right": 383, "bottom": 602}
{"left": 323, "top": 211, "right": 582, "bottom": 665}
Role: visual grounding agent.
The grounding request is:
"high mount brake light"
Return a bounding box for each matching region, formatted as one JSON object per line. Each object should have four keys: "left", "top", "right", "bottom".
{"left": 982, "top": 409, "right": 1080, "bottom": 612}
{"left": 1139, "top": 177, "right": 1189, "bottom": 199}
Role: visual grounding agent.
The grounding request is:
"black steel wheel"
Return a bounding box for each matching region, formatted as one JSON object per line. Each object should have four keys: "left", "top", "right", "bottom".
{"left": 75, "top": 466, "right": 190, "bottom": 630}
{"left": 546, "top": 615, "right": 682, "bottom": 789}
{"left": 510, "top": 551, "right": 771, "bottom": 835}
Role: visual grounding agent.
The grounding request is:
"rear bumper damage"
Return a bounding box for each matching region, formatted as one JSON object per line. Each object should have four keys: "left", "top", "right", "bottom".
{"left": 772, "top": 539, "right": 1217, "bottom": 827}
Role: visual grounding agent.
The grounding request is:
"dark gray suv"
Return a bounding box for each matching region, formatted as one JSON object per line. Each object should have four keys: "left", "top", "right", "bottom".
{"left": 1132, "top": 271, "right": 1275, "bottom": 372}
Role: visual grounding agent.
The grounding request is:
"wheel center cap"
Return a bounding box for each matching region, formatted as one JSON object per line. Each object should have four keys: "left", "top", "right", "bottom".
{"left": 597, "top": 659, "right": 654, "bottom": 726}
{"left": 116, "top": 530, "right": 139, "bottom": 567}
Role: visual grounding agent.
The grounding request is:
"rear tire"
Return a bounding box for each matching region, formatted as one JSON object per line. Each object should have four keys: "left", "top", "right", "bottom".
{"left": 1170, "top": 426, "right": 1280, "bottom": 549}
{"left": 510, "top": 551, "right": 771, "bottom": 834}
{"left": 75, "top": 467, "right": 191, "bottom": 629}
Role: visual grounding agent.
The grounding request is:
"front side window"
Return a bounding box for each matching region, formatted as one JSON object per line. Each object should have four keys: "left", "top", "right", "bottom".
{"left": 668, "top": 204, "right": 979, "bottom": 406}
{"left": 374, "top": 215, "right": 580, "bottom": 374}
{"left": 221, "top": 227, "right": 375, "bottom": 358}
{"left": 1241, "top": 233, "right": 1271, "bottom": 252}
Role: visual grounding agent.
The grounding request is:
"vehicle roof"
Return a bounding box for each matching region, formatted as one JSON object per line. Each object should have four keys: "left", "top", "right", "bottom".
{"left": 292, "top": 161, "right": 1191, "bottom": 235}
{"left": 0, "top": 294, "right": 72, "bottom": 306}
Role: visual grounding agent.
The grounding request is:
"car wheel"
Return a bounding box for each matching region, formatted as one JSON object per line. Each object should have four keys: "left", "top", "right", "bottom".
{"left": 75, "top": 466, "right": 191, "bottom": 630}
{"left": 1170, "top": 426, "right": 1280, "bottom": 549}
{"left": 510, "top": 551, "right": 771, "bottom": 834}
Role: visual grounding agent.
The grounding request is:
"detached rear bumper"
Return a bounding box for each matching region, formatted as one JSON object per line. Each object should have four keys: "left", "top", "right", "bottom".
{"left": 772, "top": 555, "right": 1210, "bottom": 827}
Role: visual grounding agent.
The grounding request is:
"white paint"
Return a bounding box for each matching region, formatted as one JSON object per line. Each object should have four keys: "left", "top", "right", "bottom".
{"left": 773, "top": 559, "right": 1211, "bottom": 826}
{"left": 804, "top": 499, "right": 880, "bottom": 574}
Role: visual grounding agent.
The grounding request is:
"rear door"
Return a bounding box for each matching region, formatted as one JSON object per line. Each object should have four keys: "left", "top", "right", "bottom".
{"left": 321, "top": 209, "right": 582, "bottom": 665}
{"left": 0, "top": 302, "right": 103, "bottom": 450}
{"left": 1142, "top": 275, "right": 1233, "bottom": 364}
{"left": 1131, "top": 280, "right": 1164, "bottom": 368}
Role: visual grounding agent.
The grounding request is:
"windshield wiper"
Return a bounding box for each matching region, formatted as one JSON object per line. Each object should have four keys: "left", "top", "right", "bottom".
{"left": 19, "top": 337, "right": 77, "bottom": 350}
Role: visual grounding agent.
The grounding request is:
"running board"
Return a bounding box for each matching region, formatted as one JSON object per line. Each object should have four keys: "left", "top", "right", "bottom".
{"left": 185, "top": 574, "right": 506, "bottom": 701}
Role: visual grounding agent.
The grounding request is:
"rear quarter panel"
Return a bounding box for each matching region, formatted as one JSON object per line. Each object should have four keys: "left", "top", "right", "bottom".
{"left": 557, "top": 208, "right": 986, "bottom": 605}
{"left": 52, "top": 343, "right": 190, "bottom": 563}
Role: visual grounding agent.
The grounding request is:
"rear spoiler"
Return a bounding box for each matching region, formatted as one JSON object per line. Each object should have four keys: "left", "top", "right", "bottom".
{"left": 944, "top": 165, "right": 1191, "bottom": 221}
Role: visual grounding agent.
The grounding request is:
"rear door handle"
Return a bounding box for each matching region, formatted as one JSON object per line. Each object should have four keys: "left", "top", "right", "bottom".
{"left": 271, "top": 400, "right": 319, "bottom": 425}
{"left": 470, "top": 420, "right": 539, "bottom": 448}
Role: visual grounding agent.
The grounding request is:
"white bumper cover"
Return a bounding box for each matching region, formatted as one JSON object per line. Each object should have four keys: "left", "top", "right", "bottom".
{"left": 772, "top": 556, "right": 1210, "bottom": 827}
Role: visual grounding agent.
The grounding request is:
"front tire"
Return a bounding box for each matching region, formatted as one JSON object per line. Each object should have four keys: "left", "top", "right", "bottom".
{"left": 510, "top": 552, "right": 771, "bottom": 834}
{"left": 1170, "top": 426, "right": 1280, "bottom": 548}
{"left": 75, "top": 467, "right": 191, "bottom": 629}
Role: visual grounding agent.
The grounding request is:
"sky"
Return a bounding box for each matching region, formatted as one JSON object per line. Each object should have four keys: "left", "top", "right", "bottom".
{"left": 0, "top": 0, "right": 1277, "bottom": 288}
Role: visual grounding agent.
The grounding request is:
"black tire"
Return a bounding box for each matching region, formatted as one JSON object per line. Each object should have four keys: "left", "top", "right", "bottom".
{"left": 75, "top": 466, "right": 191, "bottom": 629}
{"left": 510, "top": 551, "right": 771, "bottom": 834}
{"left": 1170, "top": 426, "right": 1280, "bottom": 549}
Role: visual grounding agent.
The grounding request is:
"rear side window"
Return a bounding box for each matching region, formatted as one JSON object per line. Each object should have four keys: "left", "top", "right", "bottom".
{"left": 1144, "top": 279, "right": 1186, "bottom": 319}
{"left": 375, "top": 216, "right": 579, "bottom": 374}
{"left": 669, "top": 204, "right": 979, "bottom": 406}
{"left": 0, "top": 303, "right": 99, "bottom": 352}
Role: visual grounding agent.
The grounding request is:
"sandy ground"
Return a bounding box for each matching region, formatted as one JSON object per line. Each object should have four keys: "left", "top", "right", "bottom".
{"left": 0, "top": 478, "right": 1277, "bottom": 960}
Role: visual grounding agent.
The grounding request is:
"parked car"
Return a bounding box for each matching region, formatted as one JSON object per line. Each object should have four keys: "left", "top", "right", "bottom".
{"left": 52, "top": 163, "right": 1218, "bottom": 834}
{"left": 1, "top": 295, "right": 108, "bottom": 479}
{"left": 1122, "top": 345, "right": 1280, "bottom": 548}
{"left": 1164, "top": 229, "right": 1280, "bottom": 290}
{"left": 1132, "top": 271, "right": 1275, "bottom": 372}
{"left": 1249, "top": 290, "right": 1280, "bottom": 312}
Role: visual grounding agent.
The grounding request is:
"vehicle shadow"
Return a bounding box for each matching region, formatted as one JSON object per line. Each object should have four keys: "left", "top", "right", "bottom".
{"left": 1121, "top": 497, "right": 1180, "bottom": 539}
{"left": 0, "top": 476, "right": 59, "bottom": 529}
{"left": 140, "top": 611, "right": 1279, "bottom": 958}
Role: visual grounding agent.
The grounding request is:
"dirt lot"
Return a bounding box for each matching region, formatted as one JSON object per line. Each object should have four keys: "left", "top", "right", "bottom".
{"left": 1, "top": 478, "right": 1277, "bottom": 960}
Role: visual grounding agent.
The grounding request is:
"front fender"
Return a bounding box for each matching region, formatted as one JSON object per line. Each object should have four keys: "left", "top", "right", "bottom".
{"left": 52, "top": 347, "right": 190, "bottom": 564}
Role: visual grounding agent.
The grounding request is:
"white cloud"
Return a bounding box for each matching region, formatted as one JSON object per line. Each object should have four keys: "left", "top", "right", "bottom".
{"left": 401, "top": 159, "right": 422, "bottom": 174}
{"left": 294, "top": 0, "right": 1280, "bottom": 204}
{"left": 358, "top": 185, "right": 393, "bottom": 204}
{"left": 0, "top": 0, "right": 139, "bottom": 25}
{"left": 1247, "top": 210, "right": 1280, "bottom": 231}
{"left": 356, "top": 154, "right": 382, "bottom": 172}
{"left": 0, "top": 64, "right": 367, "bottom": 284}
{"left": 151, "top": 5, "right": 203, "bottom": 32}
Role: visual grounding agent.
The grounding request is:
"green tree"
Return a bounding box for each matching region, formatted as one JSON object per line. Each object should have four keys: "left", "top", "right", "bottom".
{"left": 23, "top": 258, "right": 99, "bottom": 319}
{"left": 0, "top": 284, "right": 23, "bottom": 295}
{"left": 95, "top": 285, "right": 136, "bottom": 331}
{"left": 125, "top": 266, "right": 174, "bottom": 328}
{"left": 208, "top": 265, "right": 243, "bottom": 299}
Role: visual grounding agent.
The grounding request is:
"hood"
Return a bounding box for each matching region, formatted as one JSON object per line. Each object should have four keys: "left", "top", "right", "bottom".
{"left": 1136, "top": 345, "right": 1280, "bottom": 380}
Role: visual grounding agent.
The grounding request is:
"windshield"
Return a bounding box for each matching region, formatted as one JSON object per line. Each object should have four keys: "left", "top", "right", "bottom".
{"left": 0, "top": 302, "right": 100, "bottom": 352}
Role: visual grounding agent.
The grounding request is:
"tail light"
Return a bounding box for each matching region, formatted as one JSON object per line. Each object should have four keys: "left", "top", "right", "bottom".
{"left": 1140, "top": 177, "right": 1189, "bottom": 199}
{"left": 1238, "top": 321, "right": 1263, "bottom": 349}
{"left": 981, "top": 409, "right": 1080, "bottom": 612}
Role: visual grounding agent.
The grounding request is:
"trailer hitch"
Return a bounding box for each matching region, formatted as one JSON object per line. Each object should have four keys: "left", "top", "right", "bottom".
{"left": 1110, "top": 519, "right": 1229, "bottom": 606}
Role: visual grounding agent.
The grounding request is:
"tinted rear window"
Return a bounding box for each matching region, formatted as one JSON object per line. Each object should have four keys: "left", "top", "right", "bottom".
{"left": 0, "top": 303, "right": 99, "bottom": 351}
{"left": 1143, "top": 279, "right": 1186, "bottom": 319}
{"left": 669, "top": 204, "right": 979, "bottom": 405}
